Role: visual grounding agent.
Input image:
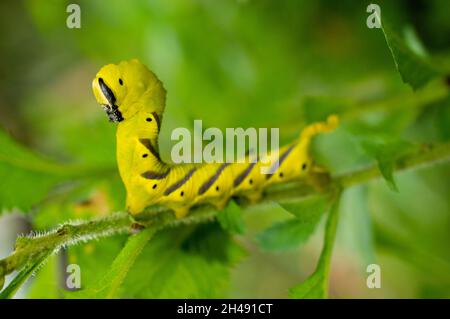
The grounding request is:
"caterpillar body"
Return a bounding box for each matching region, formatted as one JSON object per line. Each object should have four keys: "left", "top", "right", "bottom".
{"left": 92, "top": 59, "right": 338, "bottom": 218}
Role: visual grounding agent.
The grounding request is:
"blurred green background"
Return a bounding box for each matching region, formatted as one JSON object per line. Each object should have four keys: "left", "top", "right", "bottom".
{"left": 0, "top": 0, "right": 449, "bottom": 298}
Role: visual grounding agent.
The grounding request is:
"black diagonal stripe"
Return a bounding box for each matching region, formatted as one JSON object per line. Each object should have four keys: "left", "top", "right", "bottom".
{"left": 266, "top": 145, "right": 295, "bottom": 179}
{"left": 164, "top": 167, "right": 197, "bottom": 196}
{"left": 198, "top": 163, "right": 230, "bottom": 195}
{"left": 151, "top": 112, "right": 161, "bottom": 131}
{"left": 139, "top": 138, "right": 160, "bottom": 161}
{"left": 233, "top": 162, "right": 256, "bottom": 187}
{"left": 141, "top": 169, "right": 170, "bottom": 180}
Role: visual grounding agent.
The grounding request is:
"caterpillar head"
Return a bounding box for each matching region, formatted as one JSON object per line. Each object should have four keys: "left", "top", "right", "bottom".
{"left": 92, "top": 59, "right": 166, "bottom": 122}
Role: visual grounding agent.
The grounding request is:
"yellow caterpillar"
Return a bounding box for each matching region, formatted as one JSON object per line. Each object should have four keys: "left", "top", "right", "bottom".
{"left": 92, "top": 59, "right": 338, "bottom": 218}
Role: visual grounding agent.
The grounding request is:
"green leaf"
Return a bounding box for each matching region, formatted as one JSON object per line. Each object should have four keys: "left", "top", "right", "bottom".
{"left": 0, "top": 129, "right": 115, "bottom": 214}
{"left": 0, "top": 130, "right": 80, "bottom": 213}
{"left": 288, "top": 269, "right": 326, "bottom": 299}
{"left": 70, "top": 228, "right": 156, "bottom": 299}
{"left": 289, "top": 194, "right": 341, "bottom": 299}
{"left": 217, "top": 200, "right": 246, "bottom": 234}
{"left": 403, "top": 26, "right": 427, "bottom": 58}
{"left": 0, "top": 250, "right": 51, "bottom": 299}
{"left": 65, "top": 235, "right": 127, "bottom": 290}
{"left": 257, "top": 195, "right": 331, "bottom": 251}
{"left": 340, "top": 186, "right": 376, "bottom": 268}
{"left": 256, "top": 219, "right": 319, "bottom": 251}
{"left": 362, "top": 140, "right": 415, "bottom": 191}
{"left": 33, "top": 177, "right": 126, "bottom": 229}
{"left": 27, "top": 255, "right": 60, "bottom": 299}
{"left": 381, "top": 22, "right": 441, "bottom": 90}
{"left": 120, "top": 223, "right": 247, "bottom": 298}
{"left": 279, "top": 194, "right": 331, "bottom": 220}
{"left": 0, "top": 262, "right": 4, "bottom": 291}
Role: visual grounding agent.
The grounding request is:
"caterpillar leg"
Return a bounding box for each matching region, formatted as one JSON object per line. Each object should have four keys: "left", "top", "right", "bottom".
{"left": 310, "top": 164, "right": 328, "bottom": 173}
{"left": 173, "top": 206, "right": 190, "bottom": 219}
{"left": 306, "top": 165, "right": 331, "bottom": 192}
{"left": 244, "top": 190, "right": 263, "bottom": 204}
{"left": 126, "top": 197, "right": 147, "bottom": 216}
{"left": 213, "top": 198, "right": 230, "bottom": 211}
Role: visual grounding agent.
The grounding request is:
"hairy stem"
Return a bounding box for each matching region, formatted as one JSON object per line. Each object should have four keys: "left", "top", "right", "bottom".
{"left": 1, "top": 141, "right": 449, "bottom": 292}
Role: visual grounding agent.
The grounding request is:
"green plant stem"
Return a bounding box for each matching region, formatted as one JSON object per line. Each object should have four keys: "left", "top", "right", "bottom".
{"left": 336, "top": 143, "right": 450, "bottom": 188}
{"left": 282, "top": 79, "right": 448, "bottom": 135}
{"left": 340, "top": 79, "right": 448, "bottom": 121}
{"left": 1, "top": 141, "right": 449, "bottom": 291}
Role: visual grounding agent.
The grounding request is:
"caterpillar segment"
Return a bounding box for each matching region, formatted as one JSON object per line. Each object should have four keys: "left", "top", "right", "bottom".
{"left": 226, "top": 114, "right": 338, "bottom": 200}
{"left": 92, "top": 59, "right": 339, "bottom": 219}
